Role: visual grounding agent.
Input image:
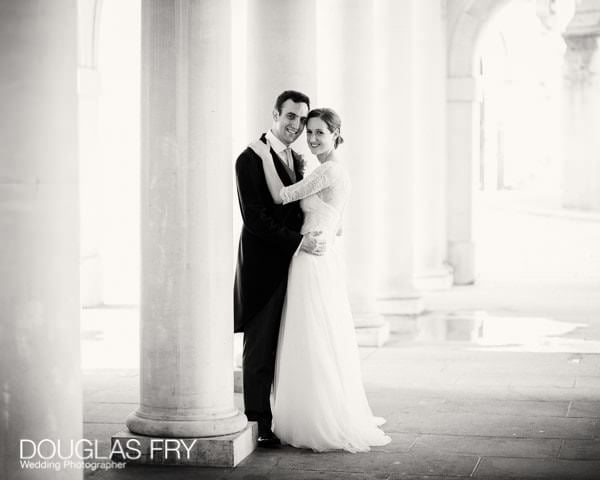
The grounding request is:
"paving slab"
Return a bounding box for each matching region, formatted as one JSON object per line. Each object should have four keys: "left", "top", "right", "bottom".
{"left": 411, "top": 434, "right": 562, "bottom": 458}
{"left": 384, "top": 411, "right": 598, "bottom": 439}
{"left": 438, "top": 399, "right": 569, "bottom": 417}
{"left": 559, "top": 439, "right": 600, "bottom": 460}
{"left": 474, "top": 456, "right": 600, "bottom": 479}
{"left": 85, "top": 402, "right": 137, "bottom": 424}
{"left": 568, "top": 401, "right": 600, "bottom": 418}
{"left": 86, "top": 464, "right": 231, "bottom": 480}
{"left": 376, "top": 433, "right": 419, "bottom": 453}
{"left": 273, "top": 450, "right": 479, "bottom": 477}
{"left": 368, "top": 394, "right": 571, "bottom": 423}
{"left": 576, "top": 376, "right": 600, "bottom": 388}
{"left": 228, "top": 467, "right": 390, "bottom": 480}
{"left": 84, "top": 370, "right": 139, "bottom": 403}
{"left": 502, "top": 385, "right": 600, "bottom": 402}
{"left": 84, "top": 422, "right": 119, "bottom": 454}
{"left": 454, "top": 374, "right": 576, "bottom": 388}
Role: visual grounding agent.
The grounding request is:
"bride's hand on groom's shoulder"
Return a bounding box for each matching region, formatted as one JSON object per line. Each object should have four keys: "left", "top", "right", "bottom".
{"left": 249, "top": 139, "right": 271, "bottom": 161}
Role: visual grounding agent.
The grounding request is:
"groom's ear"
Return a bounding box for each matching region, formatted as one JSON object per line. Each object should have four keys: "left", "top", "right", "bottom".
{"left": 272, "top": 109, "right": 279, "bottom": 122}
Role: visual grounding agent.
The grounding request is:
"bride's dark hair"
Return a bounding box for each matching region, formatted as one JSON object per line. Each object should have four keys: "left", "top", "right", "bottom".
{"left": 307, "top": 108, "right": 344, "bottom": 149}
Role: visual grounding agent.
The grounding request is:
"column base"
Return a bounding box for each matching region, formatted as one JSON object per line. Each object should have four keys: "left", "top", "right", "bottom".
{"left": 111, "top": 422, "right": 257, "bottom": 467}
{"left": 377, "top": 294, "right": 425, "bottom": 316}
{"left": 385, "top": 315, "right": 419, "bottom": 334}
{"left": 126, "top": 408, "right": 247, "bottom": 438}
{"left": 447, "top": 240, "right": 475, "bottom": 285}
{"left": 355, "top": 322, "right": 390, "bottom": 347}
{"left": 414, "top": 264, "right": 454, "bottom": 290}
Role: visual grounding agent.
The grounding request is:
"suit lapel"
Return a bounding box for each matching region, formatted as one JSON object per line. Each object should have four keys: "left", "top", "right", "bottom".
{"left": 291, "top": 150, "right": 304, "bottom": 181}
{"left": 270, "top": 149, "right": 295, "bottom": 186}
{"left": 259, "top": 132, "right": 294, "bottom": 186}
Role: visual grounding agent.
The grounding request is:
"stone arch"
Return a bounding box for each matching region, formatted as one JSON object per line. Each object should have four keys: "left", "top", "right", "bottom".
{"left": 446, "top": 0, "right": 513, "bottom": 284}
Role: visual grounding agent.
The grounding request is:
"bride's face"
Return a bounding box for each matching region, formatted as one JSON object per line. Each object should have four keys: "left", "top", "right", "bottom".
{"left": 306, "top": 118, "right": 337, "bottom": 157}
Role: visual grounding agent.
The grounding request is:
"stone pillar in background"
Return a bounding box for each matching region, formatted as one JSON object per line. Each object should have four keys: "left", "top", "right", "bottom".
{"left": 78, "top": 0, "right": 104, "bottom": 306}
{"left": 447, "top": 75, "right": 479, "bottom": 285}
{"left": 373, "top": 0, "right": 425, "bottom": 319}
{"left": 561, "top": 0, "right": 600, "bottom": 211}
{"left": 113, "top": 0, "right": 253, "bottom": 467}
{"left": 246, "top": 0, "right": 317, "bottom": 148}
{"left": 318, "top": 0, "right": 389, "bottom": 346}
{"left": 0, "top": 1, "right": 82, "bottom": 479}
{"left": 413, "top": 0, "right": 454, "bottom": 290}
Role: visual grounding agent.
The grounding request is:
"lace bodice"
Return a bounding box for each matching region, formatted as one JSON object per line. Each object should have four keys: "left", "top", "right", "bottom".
{"left": 280, "top": 160, "right": 351, "bottom": 238}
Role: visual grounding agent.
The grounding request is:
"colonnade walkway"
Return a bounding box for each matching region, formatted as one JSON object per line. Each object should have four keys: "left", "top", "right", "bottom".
{"left": 82, "top": 279, "right": 599, "bottom": 479}
{"left": 82, "top": 199, "right": 600, "bottom": 479}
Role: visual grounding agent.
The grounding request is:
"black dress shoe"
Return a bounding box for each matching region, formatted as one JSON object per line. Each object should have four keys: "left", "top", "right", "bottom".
{"left": 257, "top": 430, "right": 281, "bottom": 448}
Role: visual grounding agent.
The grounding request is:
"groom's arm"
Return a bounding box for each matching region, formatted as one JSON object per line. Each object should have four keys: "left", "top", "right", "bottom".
{"left": 235, "top": 150, "right": 303, "bottom": 255}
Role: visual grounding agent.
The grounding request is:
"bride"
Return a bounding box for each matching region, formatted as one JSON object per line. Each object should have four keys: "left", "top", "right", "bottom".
{"left": 249, "top": 108, "right": 391, "bottom": 452}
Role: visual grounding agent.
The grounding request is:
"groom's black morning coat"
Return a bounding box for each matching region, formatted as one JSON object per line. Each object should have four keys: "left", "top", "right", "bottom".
{"left": 234, "top": 134, "right": 305, "bottom": 333}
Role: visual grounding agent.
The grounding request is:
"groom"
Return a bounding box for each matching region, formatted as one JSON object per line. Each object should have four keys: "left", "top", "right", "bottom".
{"left": 234, "top": 90, "right": 325, "bottom": 447}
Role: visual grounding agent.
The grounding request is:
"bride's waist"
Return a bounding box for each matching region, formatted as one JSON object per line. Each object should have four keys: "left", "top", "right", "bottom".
{"left": 297, "top": 236, "right": 342, "bottom": 258}
{"left": 300, "top": 218, "right": 338, "bottom": 236}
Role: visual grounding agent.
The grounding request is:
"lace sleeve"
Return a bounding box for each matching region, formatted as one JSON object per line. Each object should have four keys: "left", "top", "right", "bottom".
{"left": 280, "top": 162, "right": 339, "bottom": 204}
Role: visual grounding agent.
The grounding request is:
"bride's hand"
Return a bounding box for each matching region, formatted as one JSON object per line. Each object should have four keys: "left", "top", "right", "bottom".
{"left": 249, "top": 139, "right": 272, "bottom": 162}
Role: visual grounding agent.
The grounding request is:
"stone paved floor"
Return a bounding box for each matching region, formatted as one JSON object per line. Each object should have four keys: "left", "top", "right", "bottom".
{"left": 83, "top": 198, "right": 600, "bottom": 479}
{"left": 82, "top": 275, "right": 600, "bottom": 480}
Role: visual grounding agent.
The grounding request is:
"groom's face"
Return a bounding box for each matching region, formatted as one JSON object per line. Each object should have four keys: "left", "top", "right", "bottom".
{"left": 272, "top": 99, "right": 309, "bottom": 146}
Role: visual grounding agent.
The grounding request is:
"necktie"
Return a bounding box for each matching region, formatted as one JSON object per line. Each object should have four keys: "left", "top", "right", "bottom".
{"left": 284, "top": 147, "right": 293, "bottom": 170}
{"left": 284, "top": 147, "right": 295, "bottom": 181}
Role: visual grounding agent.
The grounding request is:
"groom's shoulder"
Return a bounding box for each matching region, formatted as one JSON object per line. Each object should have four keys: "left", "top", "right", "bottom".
{"left": 235, "top": 140, "right": 261, "bottom": 175}
{"left": 236, "top": 145, "right": 257, "bottom": 166}
{"left": 236, "top": 134, "right": 265, "bottom": 163}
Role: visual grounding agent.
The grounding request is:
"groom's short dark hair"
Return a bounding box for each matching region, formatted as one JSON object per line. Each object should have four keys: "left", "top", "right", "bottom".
{"left": 274, "top": 90, "right": 310, "bottom": 114}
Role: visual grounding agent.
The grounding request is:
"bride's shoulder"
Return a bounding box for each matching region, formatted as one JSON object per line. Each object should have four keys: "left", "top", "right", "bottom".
{"left": 327, "top": 160, "right": 350, "bottom": 180}
{"left": 318, "top": 159, "right": 344, "bottom": 174}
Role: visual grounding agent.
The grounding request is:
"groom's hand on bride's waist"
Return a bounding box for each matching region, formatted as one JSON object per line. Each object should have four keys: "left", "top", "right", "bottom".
{"left": 300, "top": 231, "right": 327, "bottom": 256}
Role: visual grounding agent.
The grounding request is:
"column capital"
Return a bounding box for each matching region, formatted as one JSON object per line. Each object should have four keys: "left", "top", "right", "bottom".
{"left": 563, "top": 0, "right": 600, "bottom": 38}
{"left": 562, "top": 1, "right": 600, "bottom": 87}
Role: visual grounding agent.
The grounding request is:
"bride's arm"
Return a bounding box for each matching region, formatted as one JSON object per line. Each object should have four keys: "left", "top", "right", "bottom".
{"left": 249, "top": 141, "right": 339, "bottom": 205}
{"left": 249, "top": 140, "right": 285, "bottom": 204}
{"left": 279, "top": 161, "right": 337, "bottom": 204}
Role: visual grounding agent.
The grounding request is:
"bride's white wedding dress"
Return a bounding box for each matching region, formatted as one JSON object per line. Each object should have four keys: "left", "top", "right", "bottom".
{"left": 272, "top": 159, "right": 391, "bottom": 452}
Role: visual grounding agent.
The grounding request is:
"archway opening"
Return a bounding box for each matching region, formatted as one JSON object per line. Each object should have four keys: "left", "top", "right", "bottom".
{"left": 471, "top": 0, "right": 600, "bottom": 283}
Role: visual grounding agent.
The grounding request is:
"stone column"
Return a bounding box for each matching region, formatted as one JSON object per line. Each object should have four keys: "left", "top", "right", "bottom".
{"left": 413, "top": 0, "right": 454, "bottom": 290}
{"left": 561, "top": 0, "right": 600, "bottom": 211}
{"left": 318, "top": 0, "right": 389, "bottom": 346}
{"left": 113, "top": 0, "right": 252, "bottom": 467}
{"left": 373, "top": 0, "right": 424, "bottom": 318}
{"left": 246, "top": 0, "right": 317, "bottom": 145}
{"left": 447, "top": 75, "right": 479, "bottom": 285}
{"left": 78, "top": 0, "right": 104, "bottom": 306}
{"left": 0, "top": 1, "right": 81, "bottom": 479}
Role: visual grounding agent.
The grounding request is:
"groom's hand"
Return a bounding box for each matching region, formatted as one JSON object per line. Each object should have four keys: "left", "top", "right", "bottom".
{"left": 300, "top": 231, "right": 327, "bottom": 256}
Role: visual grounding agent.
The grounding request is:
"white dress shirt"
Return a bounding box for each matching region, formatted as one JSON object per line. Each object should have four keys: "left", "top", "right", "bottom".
{"left": 266, "top": 130, "right": 294, "bottom": 171}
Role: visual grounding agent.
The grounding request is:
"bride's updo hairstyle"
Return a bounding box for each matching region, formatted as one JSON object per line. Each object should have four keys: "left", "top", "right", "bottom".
{"left": 307, "top": 108, "right": 344, "bottom": 149}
